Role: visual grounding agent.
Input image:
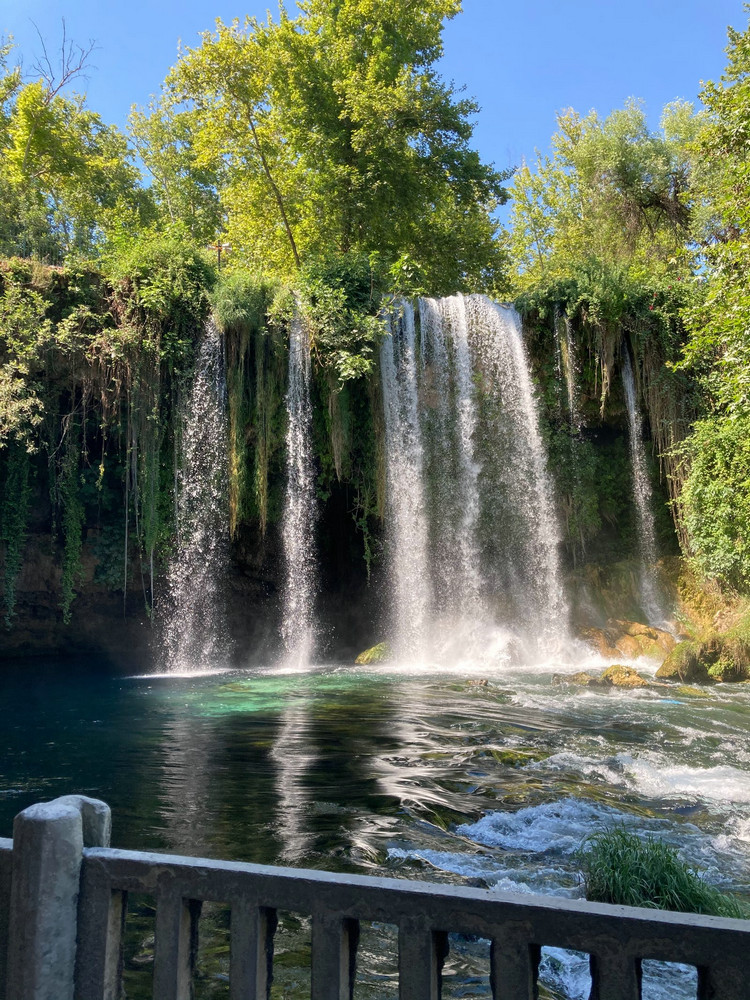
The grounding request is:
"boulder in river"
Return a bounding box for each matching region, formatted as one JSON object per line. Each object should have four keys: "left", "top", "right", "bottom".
{"left": 355, "top": 642, "right": 390, "bottom": 665}
{"left": 580, "top": 619, "right": 676, "bottom": 661}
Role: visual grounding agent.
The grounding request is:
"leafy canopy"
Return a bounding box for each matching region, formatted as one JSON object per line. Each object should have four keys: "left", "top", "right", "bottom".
{"left": 509, "top": 99, "right": 699, "bottom": 292}
{"left": 0, "top": 33, "right": 150, "bottom": 260}
{"left": 144, "top": 0, "right": 509, "bottom": 293}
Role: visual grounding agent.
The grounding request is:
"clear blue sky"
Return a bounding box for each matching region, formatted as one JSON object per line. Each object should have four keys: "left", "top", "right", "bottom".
{"left": 2, "top": 0, "right": 746, "bottom": 176}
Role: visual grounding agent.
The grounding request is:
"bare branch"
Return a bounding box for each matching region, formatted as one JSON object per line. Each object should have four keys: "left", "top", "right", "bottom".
{"left": 28, "top": 18, "right": 98, "bottom": 102}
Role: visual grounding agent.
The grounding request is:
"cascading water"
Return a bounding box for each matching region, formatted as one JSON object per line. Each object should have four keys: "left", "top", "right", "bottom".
{"left": 467, "top": 298, "right": 568, "bottom": 648}
{"left": 380, "top": 303, "right": 432, "bottom": 657}
{"left": 621, "top": 350, "right": 667, "bottom": 625}
{"left": 419, "top": 296, "right": 485, "bottom": 622}
{"left": 163, "top": 320, "right": 231, "bottom": 672}
{"left": 380, "top": 295, "right": 569, "bottom": 663}
{"left": 279, "top": 314, "right": 318, "bottom": 668}
{"left": 444, "top": 295, "right": 484, "bottom": 619}
{"left": 554, "top": 312, "right": 581, "bottom": 433}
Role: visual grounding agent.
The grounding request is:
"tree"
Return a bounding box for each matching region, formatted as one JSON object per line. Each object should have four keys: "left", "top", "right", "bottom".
{"left": 0, "top": 29, "right": 151, "bottom": 260}
{"left": 680, "top": 7, "right": 750, "bottom": 415}
{"left": 142, "top": 0, "right": 509, "bottom": 292}
{"left": 509, "top": 100, "right": 699, "bottom": 291}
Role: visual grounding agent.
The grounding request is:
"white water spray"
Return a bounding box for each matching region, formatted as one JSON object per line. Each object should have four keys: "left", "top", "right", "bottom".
{"left": 444, "top": 295, "right": 484, "bottom": 618}
{"left": 164, "top": 320, "right": 231, "bottom": 672}
{"left": 380, "top": 296, "right": 569, "bottom": 663}
{"left": 467, "top": 298, "right": 568, "bottom": 648}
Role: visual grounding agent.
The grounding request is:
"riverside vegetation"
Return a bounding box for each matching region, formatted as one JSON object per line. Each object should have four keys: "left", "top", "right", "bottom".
{"left": 2, "top": 1, "right": 750, "bottom": 676}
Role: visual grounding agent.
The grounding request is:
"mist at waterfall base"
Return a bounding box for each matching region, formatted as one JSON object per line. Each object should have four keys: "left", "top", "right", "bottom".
{"left": 19, "top": 301, "right": 745, "bottom": 998}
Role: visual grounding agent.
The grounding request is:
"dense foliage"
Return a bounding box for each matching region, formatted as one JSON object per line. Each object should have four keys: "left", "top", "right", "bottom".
{"left": 508, "top": 11, "right": 750, "bottom": 594}
{"left": 137, "top": 0, "right": 509, "bottom": 293}
{"left": 4, "top": 2, "right": 750, "bottom": 629}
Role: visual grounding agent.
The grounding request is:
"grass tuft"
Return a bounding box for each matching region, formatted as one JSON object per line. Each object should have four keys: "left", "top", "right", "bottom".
{"left": 577, "top": 827, "right": 747, "bottom": 918}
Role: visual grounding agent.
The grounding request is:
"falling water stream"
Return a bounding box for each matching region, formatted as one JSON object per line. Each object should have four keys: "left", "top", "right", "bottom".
{"left": 163, "top": 320, "right": 231, "bottom": 672}
{"left": 380, "top": 303, "right": 432, "bottom": 657}
{"left": 280, "top": 313, "right": 318, "bottom": 668}
{"left": 381, "top": 296, "right": 569, "bottom": 662}
{"left": 621, "top": 351, "right": 668, "bottom": 625}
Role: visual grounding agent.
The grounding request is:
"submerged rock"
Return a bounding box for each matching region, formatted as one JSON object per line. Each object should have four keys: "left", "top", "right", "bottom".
{"left": 355, "top": 642, "right": 390, "bottom": 665}
{"left": 675, "top": 685, "right": 711, "bottom": 699}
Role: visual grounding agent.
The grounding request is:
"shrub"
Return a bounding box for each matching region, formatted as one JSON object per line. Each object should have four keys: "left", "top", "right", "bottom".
{"left": 679, "top": 416, "right": 750, "bottom": 593}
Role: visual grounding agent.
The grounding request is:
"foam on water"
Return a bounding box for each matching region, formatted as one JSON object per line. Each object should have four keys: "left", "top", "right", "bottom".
{"left": 537, "top": 751, "right": 750, "bottom": 804}
{"left": 457, "top": 797, "right": 630, "bottom": 854}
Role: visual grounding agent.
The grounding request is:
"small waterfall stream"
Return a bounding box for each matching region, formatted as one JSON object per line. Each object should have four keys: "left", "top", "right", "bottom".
{"left": 280, "top": 314, "right": 318, "bottom": 668}
{"left": 621, "top": 350, "right": 667, "bottom": 625}
{"left": 445, "top": 295, "right": 484, "bottom": 619}
{"left": 164, "top": 320, "right": 231, "bottom": 672}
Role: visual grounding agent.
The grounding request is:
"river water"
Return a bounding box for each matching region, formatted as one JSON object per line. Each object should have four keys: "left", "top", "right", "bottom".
{"left": 1, "top": 655, "right": 749, "bottom": 998}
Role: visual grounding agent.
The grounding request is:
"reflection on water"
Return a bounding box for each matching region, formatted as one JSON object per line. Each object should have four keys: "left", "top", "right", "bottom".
{"left": 1, "top": 658, "right": 749, "bottom": 998}
{"left": 270, "top": 699, "right": 316, "bottom": 863}
{"left": 159, "top": 716, "right": 219, "bottom": 854}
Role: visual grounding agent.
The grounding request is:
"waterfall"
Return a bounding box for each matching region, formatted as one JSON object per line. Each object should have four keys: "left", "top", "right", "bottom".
{"left": 380, "top": 296, "right": 569, "bottom": 662}
{"left": 280, "top": 314, "right": 318, "bottom": 668}
{"left": 467, "top": 298, "right": 568, "bottom": 648}
{"left": 380, "top": 303, "right": 432, "bottom": 657}
{"left": 441, "top": 295, "right": 484, "bottom": 618}
{"left": 621, "top": 351, "right": 666, "bottom": 625}
{"left": 164, "top": 320, "right": 231, "bottom": 672}
{"left": 554, "top": 312, "right": 581, "bottom": 433}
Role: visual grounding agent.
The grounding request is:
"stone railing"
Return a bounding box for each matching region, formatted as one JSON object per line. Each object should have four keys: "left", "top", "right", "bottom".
{"left": 0, "top": 796, "right": 748, "bottom": 999}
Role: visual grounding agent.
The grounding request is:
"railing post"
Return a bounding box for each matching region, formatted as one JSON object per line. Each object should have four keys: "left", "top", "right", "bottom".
{"left": 490, "top": 934, "right": 540, "bottom": 1000}
{"left": 5, "top": 796, "right": 111, "bottom": 1000}
{"left": 311, "top": 912, "right": 358, "bottom": 1000}
{"left": 398, "top": 920, "right": 448, "bottom": 1000}
{"left": 230, "top": 903, "right": 277, "bottom": 1000}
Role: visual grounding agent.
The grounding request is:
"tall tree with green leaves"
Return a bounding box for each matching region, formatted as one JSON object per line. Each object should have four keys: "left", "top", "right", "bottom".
{"left": 144, "top": 0, "right": 509, "bottom": 292}
{"left": 681, "top": 8, "right": 750, "bottom": 416}
{"left": 509, "top": 99, "right": 699, "bottom": 292}
{"left": 0, "top": 31, "right": 151, "bottom": 260}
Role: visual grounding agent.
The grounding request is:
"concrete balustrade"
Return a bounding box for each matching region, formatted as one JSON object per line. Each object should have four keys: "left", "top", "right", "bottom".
{"left": 0, "top": 795, "right": 749, "bottom": 999}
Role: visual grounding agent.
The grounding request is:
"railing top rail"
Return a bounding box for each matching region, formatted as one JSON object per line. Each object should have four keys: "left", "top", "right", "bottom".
{"left": 81, "top": 844, "right": 750, "bottom": 972}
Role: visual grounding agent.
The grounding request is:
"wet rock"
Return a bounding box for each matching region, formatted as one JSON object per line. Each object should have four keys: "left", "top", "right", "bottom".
{"left": 555, "top": 665, "right": 649, "bottom": 689}
{"left": 579, "top": 619, "right": 676, "bottom": 662}
{"left": 355, "top": 642, "right": 390, "bottom": 665}
{"left": 599, "top": 664, "right": 650, "bottom": 688}
{"left": 553, "top": 671, "right": 606, "bottom": 688}
{"left": 656, "top": 641, "right": 709, "bottom": 683}
{"left": 655, "top": 632, "right": 750, "bottom": 684}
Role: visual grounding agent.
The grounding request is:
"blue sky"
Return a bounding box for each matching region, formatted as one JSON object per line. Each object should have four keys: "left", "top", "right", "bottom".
{"left": 2, "top": 0, "right": 746, "bottom": 177}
